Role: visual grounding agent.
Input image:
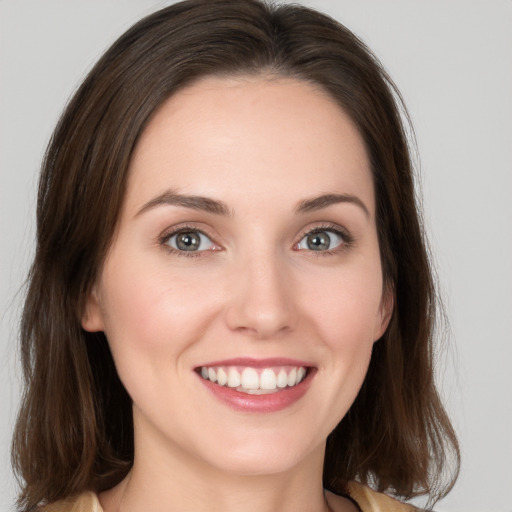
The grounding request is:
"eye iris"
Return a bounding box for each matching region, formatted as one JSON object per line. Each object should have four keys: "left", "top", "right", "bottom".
{"left": 176, "top": 232, "right": 200, "bottom": 251}
{"left": 307, "top": 232, "right": 330, "bottom": 251}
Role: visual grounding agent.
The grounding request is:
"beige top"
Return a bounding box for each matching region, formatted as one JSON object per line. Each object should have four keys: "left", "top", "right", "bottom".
{"left": 41, "top": 482, "right": 418, "bottom": 512}
{"left": 346, "top": 482, "right": 418, "bottom": 511}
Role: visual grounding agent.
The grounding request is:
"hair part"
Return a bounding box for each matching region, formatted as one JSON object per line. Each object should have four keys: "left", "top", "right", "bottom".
{"left": 13, "top": 1, "right": 459, "bottom": 509}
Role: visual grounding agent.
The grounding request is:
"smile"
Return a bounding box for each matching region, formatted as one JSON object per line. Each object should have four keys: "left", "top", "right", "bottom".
{"left": 195, "top": 359, "right": 315, "bottom": 413}
{"left": 199, "top": 365, "right": 307, "bottom": 394}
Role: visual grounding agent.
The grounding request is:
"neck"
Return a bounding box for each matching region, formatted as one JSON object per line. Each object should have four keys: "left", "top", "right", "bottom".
{"left": 100, "top": 424, "right": 331, "bottom": 512}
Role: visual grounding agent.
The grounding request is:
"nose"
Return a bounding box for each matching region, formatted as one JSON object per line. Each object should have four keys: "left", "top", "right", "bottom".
{"left": 224, "top": 250, "right": 296, "bottom": 339}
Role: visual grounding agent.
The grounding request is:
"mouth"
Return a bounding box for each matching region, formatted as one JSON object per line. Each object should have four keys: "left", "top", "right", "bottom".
{"left": 195, "top": 358, "right": 315, "bottom": 412}
{"left": 197, "top": 365, "right": 308, "bottom": 395}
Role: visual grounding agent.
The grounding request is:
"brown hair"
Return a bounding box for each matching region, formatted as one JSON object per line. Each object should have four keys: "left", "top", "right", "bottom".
{"left": 12, "top": 0, "right": 459, "bottom": 509}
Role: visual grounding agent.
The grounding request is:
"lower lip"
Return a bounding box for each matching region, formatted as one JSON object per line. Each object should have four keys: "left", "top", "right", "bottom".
{"left": 197, "top": 370, "right": 314, "bottom": 413}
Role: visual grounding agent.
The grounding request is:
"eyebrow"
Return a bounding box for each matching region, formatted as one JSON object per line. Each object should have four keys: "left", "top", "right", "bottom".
{"left": 294, "top": 193, "right": 370, "bottom": 218}
{"left": 136, "top": 190, "right": 369, "bottom": 219}
{"left": 135, "top": 189, "right": 232, "bottom": 217}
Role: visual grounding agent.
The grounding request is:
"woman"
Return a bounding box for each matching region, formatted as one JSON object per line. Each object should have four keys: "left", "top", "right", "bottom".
{"left": 12, "top": 1, "right": 459, "bottom": 511}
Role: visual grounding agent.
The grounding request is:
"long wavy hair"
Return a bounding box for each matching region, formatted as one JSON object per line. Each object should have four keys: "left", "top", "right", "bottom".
{"left": 12, "top": 0, "right": 459, "bottom": 510}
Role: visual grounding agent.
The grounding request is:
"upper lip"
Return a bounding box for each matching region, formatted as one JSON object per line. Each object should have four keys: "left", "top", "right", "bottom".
{"left": 196, "top": 357, "right": 313, "bottom": 369}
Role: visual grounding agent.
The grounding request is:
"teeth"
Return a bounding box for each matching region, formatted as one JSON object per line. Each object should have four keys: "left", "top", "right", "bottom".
{"left": 260, "top": 368, "right": 277, "bottom": 390}
{"left": 277, "top": 369, "right": 288, "bottom": 388}
{"left": 287, "top": 367, "right": 297, "bottom": 387}
{"left": 227, "top": 367, "right": 241, "bottom": 387}
{"left": 217, "top": 367, "right": 228, "bottom": 386}
{"left": 199, "top": 365, "right": 308, "bottom": 393}
{"left": 241, "top": 368, "right": 259, "bottom": 390}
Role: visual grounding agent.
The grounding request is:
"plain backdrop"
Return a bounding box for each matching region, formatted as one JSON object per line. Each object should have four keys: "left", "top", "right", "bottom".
{"left": 1, "top": 1, "right": 511, "bottom": 511}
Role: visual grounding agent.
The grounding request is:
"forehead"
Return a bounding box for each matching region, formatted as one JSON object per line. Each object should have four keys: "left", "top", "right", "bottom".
{"left": 126, "top": 75, "right": 373, "bottom": 215}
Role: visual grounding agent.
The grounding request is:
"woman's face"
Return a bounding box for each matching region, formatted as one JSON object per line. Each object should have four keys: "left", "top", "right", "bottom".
{"left": 83, "top": 76, "right": 391, "bottom": 476}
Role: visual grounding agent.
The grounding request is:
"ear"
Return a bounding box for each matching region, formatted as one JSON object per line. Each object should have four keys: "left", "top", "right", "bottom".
{"left": 81, "top": 285, "right": 105, "bottom": 332}
{"left": 374, "top": 284, "right": 394, "bottom": 341}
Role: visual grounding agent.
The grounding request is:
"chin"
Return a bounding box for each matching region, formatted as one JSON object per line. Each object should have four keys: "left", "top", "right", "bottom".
{"left": 190, "top": 425, "right": 325, "bottom": 477}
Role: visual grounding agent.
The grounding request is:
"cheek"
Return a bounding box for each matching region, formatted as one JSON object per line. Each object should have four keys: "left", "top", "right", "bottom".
{"left": 303, "top": 266, "right": 384, "bottom": 343}
{"left": 98, "top": 256, "right": 222, "bottom": 362}
{"left": 299, "top": 261, "right": 383, "bottom": 390}
{"left": 96, "top": 261, "right": 223, "bottom": 424}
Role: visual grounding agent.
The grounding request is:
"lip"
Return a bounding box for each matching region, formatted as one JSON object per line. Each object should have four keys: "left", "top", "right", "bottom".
{"left": 198, "top": 357, "right": 312, "bottom": 368}
{"left": 195, "top": 357, "right": 316, "bottom": 413}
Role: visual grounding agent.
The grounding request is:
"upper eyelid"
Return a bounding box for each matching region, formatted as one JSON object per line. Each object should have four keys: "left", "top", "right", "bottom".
{"left": 158, "top": 223, "right": 217, "bottom": 243}
{"left": 296, "top": 222, "right": 351, "bottom": 240}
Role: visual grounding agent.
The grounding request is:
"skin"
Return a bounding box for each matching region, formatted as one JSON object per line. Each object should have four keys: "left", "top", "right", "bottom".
{"left": 83, "top": 76, "right": 392, "bottom": 512}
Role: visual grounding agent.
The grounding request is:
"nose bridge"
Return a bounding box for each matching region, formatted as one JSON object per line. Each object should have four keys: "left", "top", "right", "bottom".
{"left": 225, "top": 242, "right": 295, "bottom": 338}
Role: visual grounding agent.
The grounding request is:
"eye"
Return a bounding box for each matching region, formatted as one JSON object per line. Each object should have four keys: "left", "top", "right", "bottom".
{"left": 296, "top": 229, "right": 346, "bottom": 252}
{"left": 165, "top": 230, "right": 216, "bottom": 252}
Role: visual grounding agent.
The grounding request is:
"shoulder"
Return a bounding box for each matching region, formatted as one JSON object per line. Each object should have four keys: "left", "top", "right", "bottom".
{"left": 39, "top": 491, "right": 103, "bottom": 512}
{"left": 40, "top": 485, "right": 419, "bottom": 512}
{"left": 347, "top": 482, "right": 420, "bottom": 512}
{"left": 327, "top": 481, "right": 420, "bottom": 512}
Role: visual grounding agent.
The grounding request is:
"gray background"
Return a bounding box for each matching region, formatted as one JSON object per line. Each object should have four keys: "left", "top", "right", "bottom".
{"left": 1, "top": 1, "right": 511, "bottom": 511}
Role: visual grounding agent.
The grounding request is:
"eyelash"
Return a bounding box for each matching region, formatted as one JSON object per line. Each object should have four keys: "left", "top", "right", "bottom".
{"left": 158, "top": 222, "right": 354, "bottom": 257}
